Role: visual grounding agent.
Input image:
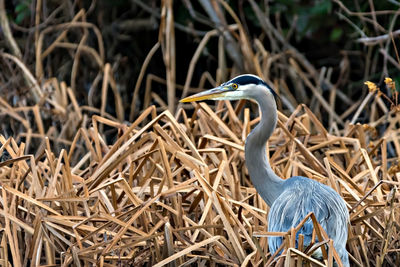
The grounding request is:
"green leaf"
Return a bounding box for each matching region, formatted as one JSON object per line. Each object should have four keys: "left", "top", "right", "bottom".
{"left": 310, "top": 0, "right": 332, "bottom": 15}
{"left": 15, "top": 2, "right": 28, "bottom": 13}
{"left": 14, "top": 1, "right": 31, "bottom": 25}
{"left": 394, "top": 77, "right": 400, "bottom": 93}
{"left": 15, "top": 11, "right": 29, "bottom": 25}
{"left": 330, "top": 28, "right": 343, "bottom": 42}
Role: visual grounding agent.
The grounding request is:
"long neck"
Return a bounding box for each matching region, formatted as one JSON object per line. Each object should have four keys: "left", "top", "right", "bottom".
{"left": 245, "top": 93, "right": 284, "bottom": 207}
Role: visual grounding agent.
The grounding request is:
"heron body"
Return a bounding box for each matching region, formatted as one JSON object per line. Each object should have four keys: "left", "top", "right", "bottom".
{"left": 180, "top": 74, "right": 349, "bottom": 266}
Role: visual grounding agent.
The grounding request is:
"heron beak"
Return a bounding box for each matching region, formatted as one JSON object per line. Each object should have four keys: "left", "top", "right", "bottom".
{"left": 179, "top": 86, "right": 229, "bottom": 102}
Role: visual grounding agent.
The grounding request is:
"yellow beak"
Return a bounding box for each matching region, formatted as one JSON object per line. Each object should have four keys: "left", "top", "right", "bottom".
{"left": 179, "top": 87, "right": 228, "bottom": 102}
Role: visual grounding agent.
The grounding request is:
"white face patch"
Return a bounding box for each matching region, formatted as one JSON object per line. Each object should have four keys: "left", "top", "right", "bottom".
{"left": 213, "top": 89, "right": 245, "bottom": 100}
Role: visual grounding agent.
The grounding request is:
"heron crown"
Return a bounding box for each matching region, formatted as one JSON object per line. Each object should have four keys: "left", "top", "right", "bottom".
{"left": 223, "top": 74, "right": 277, "bottom": 96}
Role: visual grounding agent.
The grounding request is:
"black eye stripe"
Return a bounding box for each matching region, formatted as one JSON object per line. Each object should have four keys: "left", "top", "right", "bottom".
{"left": 229, "top": 75, "right": 262, "bottom": 86}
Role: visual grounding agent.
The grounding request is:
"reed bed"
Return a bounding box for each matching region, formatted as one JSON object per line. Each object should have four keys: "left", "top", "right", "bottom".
{"left": 1, "top": 1, "right": 400, "bottom": 266}
{"left": 0, "top": 91, "right": 399, "bottom": 266}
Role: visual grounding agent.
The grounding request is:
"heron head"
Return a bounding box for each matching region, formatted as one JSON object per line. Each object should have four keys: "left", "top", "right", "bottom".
{"left": 180, "top": 74, "right": 277, "bottom": 103}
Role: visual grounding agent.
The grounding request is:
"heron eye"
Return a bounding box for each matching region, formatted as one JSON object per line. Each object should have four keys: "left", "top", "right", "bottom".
{"left": 231, "top": 83, "right": 238, "bottom": 89}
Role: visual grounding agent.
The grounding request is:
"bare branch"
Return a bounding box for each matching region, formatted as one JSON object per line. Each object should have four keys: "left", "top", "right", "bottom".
{"left": 357, "top": 29, "right": 400, "bottom": 46}
{"left": 0, "top": 0, "right": 22, "bottom": 58}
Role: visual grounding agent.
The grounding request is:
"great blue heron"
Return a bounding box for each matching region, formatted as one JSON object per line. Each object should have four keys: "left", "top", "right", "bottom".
{"left": 180, "top": 74, "right": 349, "bottom": 266}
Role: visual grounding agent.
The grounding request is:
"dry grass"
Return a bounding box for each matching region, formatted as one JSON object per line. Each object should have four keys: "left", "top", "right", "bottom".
{"left": 0, "top": 93, "right": 399, "bottom": 266}
{"left": 1, "top": 1, "right": 400, "bottom": 266}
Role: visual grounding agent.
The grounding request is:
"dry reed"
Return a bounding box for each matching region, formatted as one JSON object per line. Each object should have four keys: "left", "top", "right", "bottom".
{"left": 0, "top": 90, "right": 399, "bottom": 266}
{"left": 1, "top": 1, "right": 400, "bottom": 266}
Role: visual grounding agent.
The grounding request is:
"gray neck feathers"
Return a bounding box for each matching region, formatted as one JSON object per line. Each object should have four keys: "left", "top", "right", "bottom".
{"left": 244, "top": 90, "right": 284, "bottom": 207}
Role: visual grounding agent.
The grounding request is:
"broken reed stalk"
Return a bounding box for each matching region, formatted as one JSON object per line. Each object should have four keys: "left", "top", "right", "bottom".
{"left": 0, "top": 91, "right": 399, "bottom": 266}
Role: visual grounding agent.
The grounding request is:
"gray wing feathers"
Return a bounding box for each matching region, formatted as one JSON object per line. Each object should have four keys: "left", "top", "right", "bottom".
{"left": 267, "top": 177, "right": 349, "bottom": 265}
